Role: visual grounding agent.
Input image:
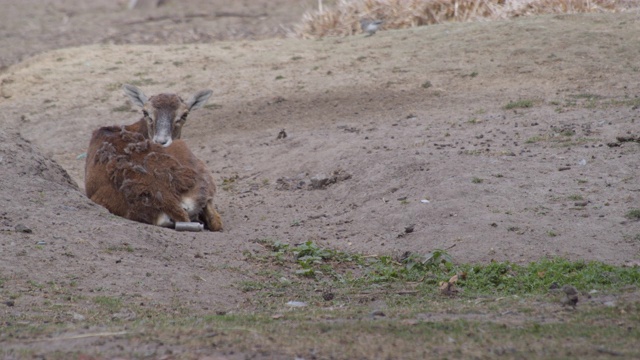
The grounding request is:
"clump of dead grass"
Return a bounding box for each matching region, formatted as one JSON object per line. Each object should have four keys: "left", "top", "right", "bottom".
{"left": 295, "top": 0, "right": 622, "bottom": 38}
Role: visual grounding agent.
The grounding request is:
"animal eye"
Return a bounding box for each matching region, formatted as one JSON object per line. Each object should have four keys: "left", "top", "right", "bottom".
{"left": 180, "top": 113, "right": 188, "bottom": 121}
{"left": 142, "top": 110, "right": 150, "bottom": 117}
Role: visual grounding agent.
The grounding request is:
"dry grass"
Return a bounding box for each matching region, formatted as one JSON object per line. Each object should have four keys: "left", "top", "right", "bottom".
{"left": 295, "top": 0, "right": 622, "bottom": 38}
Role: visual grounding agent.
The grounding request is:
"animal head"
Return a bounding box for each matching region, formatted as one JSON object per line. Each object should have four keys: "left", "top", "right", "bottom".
{"left": 122, "top": 84, "right": 213, "bottom": 147}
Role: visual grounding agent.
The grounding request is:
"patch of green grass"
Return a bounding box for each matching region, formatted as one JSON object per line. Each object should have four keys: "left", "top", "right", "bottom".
{"left": 504, "top": 99, "right": 534, "bottom": 110}
{"left": 525, "top": 134, "right": 599, "bottom": 147}
{"left": 461, "top": 258, "right": 639, "bottom": 295}
{"left": 569, "top": 93, "right": 604, "bottom": 100}
{"left": 128, "top": 78, "right": 157, "bottom": 86}
{"left": 250, "top": 240, "right": 640, "bottom": 297}
{"left": 421, "top": 80, "right": 432, "bottom": 89}
{"left": 558, "top": 93, "right": 640, "bottom": 110}
{"left": 609, "top": 97, "right": 640, "bottom": 108}
{"left": 525, "top": 135, "right": 546, "bottom": 143}
{"left": 93, "top": 296, "right": 122, "bottom": 312}
{"left": 111, "top": 105, "right": 130, "bottom": 112}
{"left": 239, "top": 280, "right": 268, "bottom": 292}
{"left": 27, "top": 280, "right": 43, "bottom": 289}
{"left": 5, "top": 239, "right": 640, "bottom": 359}
{"left": 105, "top": 82, "right": 121, "bottom": 92}
{"left": 567, "top": 194, "right": 584, "bottom": 201}
{"left": 275, "top": 75, "right": 285, "bottom": 80}
{"left": 553, "top": 94, "right": 606, "bottom": 110}
{"left": 472, "top": 177, "right": 484, "bottom": 184}
{"left": 220, "top": 175, "right": 238, "bottom": 192}
{"left": 556, "top": 137, "right": 599, "bottom": 147}
{"left": 204, "top": 103, "right": 223, "bottom": 110}
{"left": 626, "top": 209, "right": 640, "bottom": 220}
{"left": 105, "top": 244, "right": 134, "bottom": 253}
{"left": 558, "top": 128, "right": 576, "bottom": 137}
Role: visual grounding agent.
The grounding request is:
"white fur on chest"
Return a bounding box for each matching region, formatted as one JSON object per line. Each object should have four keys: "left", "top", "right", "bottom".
{"left": 181, "top": 196, "right": 198, "bottom": 216}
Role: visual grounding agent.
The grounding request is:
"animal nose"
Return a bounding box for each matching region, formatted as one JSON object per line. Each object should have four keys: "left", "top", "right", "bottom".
{"left": 154, "top": 137, "right": 172, "bottom": 147}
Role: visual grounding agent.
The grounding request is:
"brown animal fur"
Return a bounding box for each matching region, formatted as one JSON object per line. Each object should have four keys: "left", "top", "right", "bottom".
{"left": 84, "top": 85, "right": 221, "bottom": 231}
{"left": 85, "top": 124, "right": 222, "bottom": 230}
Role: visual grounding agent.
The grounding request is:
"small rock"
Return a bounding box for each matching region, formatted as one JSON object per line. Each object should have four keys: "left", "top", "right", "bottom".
{"left": 401, "top": 319, "right": 420, "bottom": 326}
{"left": 562, "top": 285, "right": 578, "bottom": 296}
{"left": 370, "top": 309, "right": 386, "bottom": 318}
{"left": 112, "top": 309, "right": 137, "bottom": 321}
{"left": 322, "top": 291, "right": 335, "bottom": 301}
{"left": 5, "top": 300, "right": 15, "bottom": 307}
{"left": 310, "top": 175, "right": 330, "bottom": 189}
{"left": 36, "top": 241, "right": 46, "bottom": 245}
{"left": 276, "top": 129, "right": 287, "bottom": 139}
{"left": 404, "top": 225, "right": 415, "bottom": 234}
{"left": 561, "top": 285, "right": 579, "bottom": 308}
{"left": 286, "top": 301, "right": 307, "bottom": 307}
{"left": 72, "top": 312, "right": 86, "bottom": 321}
{"left": 574, "top": 201, "right": 588, "bottom": 207}
{"left": 14, "top": 224, "right": 32, "bottom": 233}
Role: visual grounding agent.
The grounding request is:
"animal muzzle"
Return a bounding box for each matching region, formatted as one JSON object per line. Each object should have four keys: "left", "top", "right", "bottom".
{"left": 153, "top": 135, "right": 173, "bottom": 147}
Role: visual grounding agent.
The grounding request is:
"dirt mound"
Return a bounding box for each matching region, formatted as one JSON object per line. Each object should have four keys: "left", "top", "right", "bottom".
{"left": 0, "top": 126, "right": 254, "bottom": 322}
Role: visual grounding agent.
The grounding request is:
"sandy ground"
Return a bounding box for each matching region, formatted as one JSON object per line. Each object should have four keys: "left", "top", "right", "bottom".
{"left": 1, "top": 0, "right": 640, "bottom": 357}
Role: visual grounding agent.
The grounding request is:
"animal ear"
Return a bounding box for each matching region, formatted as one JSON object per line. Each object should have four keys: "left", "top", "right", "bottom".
{"left": 122, "top": 84, "right": 149, "bottom": 108}
{"left": 186, "top": 89, "right": 213, "bottom": 110}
